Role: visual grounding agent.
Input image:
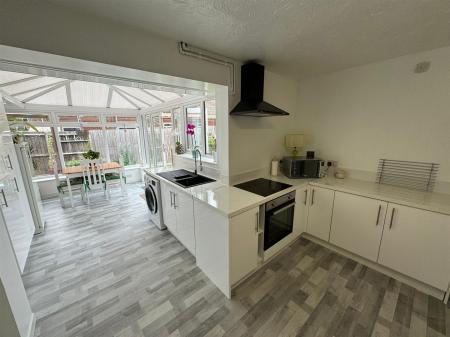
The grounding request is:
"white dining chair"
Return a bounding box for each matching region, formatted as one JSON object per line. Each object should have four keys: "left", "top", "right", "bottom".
{"left": 53, "top": 160, "right": 85, "bottom": 207}
{"left": 81, "top": 159, "right": 109, "bottom": 204}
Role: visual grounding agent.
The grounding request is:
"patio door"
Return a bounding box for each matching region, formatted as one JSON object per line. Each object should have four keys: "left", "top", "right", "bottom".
{"left": 146, "top": 113, "right": 164, "bottom": 168}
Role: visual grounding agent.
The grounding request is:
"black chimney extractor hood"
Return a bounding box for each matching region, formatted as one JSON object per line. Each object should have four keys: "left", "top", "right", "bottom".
{"left": 230, "top": 62, "right": 289, "bottom": 117}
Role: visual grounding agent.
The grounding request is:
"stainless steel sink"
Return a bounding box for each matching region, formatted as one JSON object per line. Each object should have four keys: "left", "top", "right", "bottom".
{"left": 157, "top": 169, "right": 215, "bottom": 188}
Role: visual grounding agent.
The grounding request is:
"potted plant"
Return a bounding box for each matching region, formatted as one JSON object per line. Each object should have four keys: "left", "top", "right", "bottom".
{"left": 208, "top": 135, "right": 217, "bottom": 161}
{"left": 82, "top": 149, "right": 101, "bottom": 160}
{"left": 175, "top": 141, "right": 185, "bottom": 155}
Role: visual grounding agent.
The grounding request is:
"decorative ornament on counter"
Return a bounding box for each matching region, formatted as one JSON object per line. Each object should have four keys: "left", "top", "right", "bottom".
{"left": 334, "top": 169, "right": 346, "bottom": 179}
{"left": 175, "top": 141, "right": 185, "bottom": 154}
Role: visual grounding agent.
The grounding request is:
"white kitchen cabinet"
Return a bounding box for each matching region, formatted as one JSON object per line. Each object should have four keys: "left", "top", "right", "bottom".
{"left": 161, "top": 181, "right": 177, "bottom": 235}
{"left": 330, "top": 191, "right": 387, "bottom": 261}
{"left": 194, "top": 199, "right": 260, "bottom": 298}
{"left": 229, "top": 207, "right": 259, "bottom": 285}
{"left": 174, "top": 190, "right": 195, "bottom": 255}
{"left": 293, "top": 185, "right": 309, "bottom": 237}
{"left": 378, "top": 203, "right": 450, "bottom": 291}
{"left": 160, "top": 181, "right": 195, "bottom": 256}
{"left": 306, "top": 186, "right": 334, "bottom": 241}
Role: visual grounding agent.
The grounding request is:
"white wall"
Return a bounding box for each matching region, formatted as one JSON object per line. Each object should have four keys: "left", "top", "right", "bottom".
{"left": 229, "top": 70, "right": 300, "bottom": 180}
{"left": 297, "top": 46, "right": 450, "bottom": 188}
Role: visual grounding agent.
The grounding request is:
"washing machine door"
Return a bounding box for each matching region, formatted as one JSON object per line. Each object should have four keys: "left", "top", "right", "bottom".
{"left": 145, "top": 184, "right": 158, "bottom": 214}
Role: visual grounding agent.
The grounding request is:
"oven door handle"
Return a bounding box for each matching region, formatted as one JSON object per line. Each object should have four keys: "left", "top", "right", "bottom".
{"left": 272, "top": 201, "right": 296, "bottom": 216}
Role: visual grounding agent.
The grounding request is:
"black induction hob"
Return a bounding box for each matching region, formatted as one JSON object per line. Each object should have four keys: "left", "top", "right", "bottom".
{"left": 234, "top": 178, "right": 292, "bottom": 197}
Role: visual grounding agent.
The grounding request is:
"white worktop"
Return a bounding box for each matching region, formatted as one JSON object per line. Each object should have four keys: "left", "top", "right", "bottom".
{"left": 145, "top": 167, "right": 450, "bottom": 217}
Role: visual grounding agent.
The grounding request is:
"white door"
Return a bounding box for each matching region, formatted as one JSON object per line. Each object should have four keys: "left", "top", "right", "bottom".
{"left": 174, "top": 190, "right": 196, "bottom": 256}
{"left": 378, "top": 203, "right": 450, "bottom": 290}
{"left": 230, "top": 207, "right": 259, "bottom": 285}
{"left": 306, "top": 186, "right": 334, "bottom": 241}
{"left": 160, "top": 182, "right": 177, "bottom": 235}
{"left": 330, "top": 192, "right": 387, "bottom": 261}
{"left": 293, "top": 186, "right": 309, "bottom": 237}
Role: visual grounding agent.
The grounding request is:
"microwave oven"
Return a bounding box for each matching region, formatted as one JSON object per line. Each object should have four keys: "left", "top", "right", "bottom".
{"left": 281, "top": 157, "right": 327, "bottom": 179}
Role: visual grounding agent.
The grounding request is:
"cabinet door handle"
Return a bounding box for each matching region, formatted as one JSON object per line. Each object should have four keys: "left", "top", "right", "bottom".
{"left": 173, "top": 193, "right": 177, "bottom": 209}
{"left": 6, "top": 154, "right": 12, "bottom": 169}
{"left": 311, "top": 189, "right": 315, "bottom": 206}
{"left": 375, "top": 205, "right": 381, "bottom": 226}
{"left": 169, "top": 191, "right": 174, "bottom": 207}
{"left": 304, "top": 189, "right": 308, "bottom": 205}
{"left": 389, "top": 208, "right": 396, "bottom": 229}
{"left": 13, "top": 177, "right": 19, "bottom": 192}
{"left": 1, "top": 189, "right": 7, "bottom": 207}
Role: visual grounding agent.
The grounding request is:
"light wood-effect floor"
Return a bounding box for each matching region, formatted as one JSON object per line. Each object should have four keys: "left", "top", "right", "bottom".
{"left": 23, "top": 184, "right": 449, "bottom": 337}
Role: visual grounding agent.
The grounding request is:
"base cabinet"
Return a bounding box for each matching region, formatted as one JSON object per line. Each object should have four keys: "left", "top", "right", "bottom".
{"left": 330, "top": 192, "right": 387, "bottom": 261}
{"left": 306, "top": 186, "right": 334, "bottom": 241}
{"left": 160, "top": 181, "right": 195, "bottom": 256}
{"left": 378, "top": 203, "right": 450, "bottom": 291}
{"left": 293, "top": 186, "right": 309, "bottom": 236}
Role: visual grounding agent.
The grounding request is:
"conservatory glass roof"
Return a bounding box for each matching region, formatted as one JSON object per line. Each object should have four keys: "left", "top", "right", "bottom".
{"left": 0, "top": 70, "right": 195, "bottom": 110}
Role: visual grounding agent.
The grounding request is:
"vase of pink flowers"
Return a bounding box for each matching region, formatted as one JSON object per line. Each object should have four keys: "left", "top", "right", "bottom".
{"left": 186, "top": 123, "right": 200, "bottom": 158}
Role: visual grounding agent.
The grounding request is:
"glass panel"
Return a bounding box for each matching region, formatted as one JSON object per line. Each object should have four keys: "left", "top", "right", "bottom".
{"left": 148, "top": 90, "right": 179, "bottom": 102}
{"left": 117, "top": 116, "right": 137, "bottom": 123}
{"left": 4, "top": 76, "right": 63, "bottom": 96}
{"left": 0, "top": 71, "right": 35, "bottom": 85}
{"left": 27, "top": 86, "right": 67, "bottom": 106}
{"left": 105, "top": 116, "right": 116, "bottom": 123}
{"left": 21, "top": 127, "right": 60, "bottom": 176}
{"left": 185, "top": 105, "right": 203, "bottom": 152}
{"left": 6, "top": 113, "right": 49, "bottom": 123}
{"left": 59, "top": 127, "right": 104, "bottom": 167}
{"left": 147, "top": 115, "right": 164, "bottom": 168}
{"left": 105, "top": 127, "right": 141, "bottom": 166}
{"left": 172, "top": 107, "right": 183, "bottom": 145}
{"left": 79, "top": 115, "right": 100, "bottom": 123}
{"left": 205, "top": 100, "right": 217, "bottom": 156}
{"left": 58, "top": 115, "right": 78, "bottom": 123}
{"left": 70, "top": 81, "right": 109, "bottom": 107}
{"left": 110, "top": 91, "right": 136, "bottom": 109}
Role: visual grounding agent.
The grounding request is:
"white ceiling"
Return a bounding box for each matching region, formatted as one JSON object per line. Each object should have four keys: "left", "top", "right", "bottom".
{"left": 47, "top": 0, "right": 450, "bottom": 79}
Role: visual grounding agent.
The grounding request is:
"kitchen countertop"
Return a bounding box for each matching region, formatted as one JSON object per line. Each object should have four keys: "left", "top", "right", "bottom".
{"left": 145, "top": 167, "right": 450, "bottom": 217}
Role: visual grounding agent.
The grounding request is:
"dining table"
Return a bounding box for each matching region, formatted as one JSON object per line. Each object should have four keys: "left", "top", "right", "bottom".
{"left": 62, "top": 162, "right": 124, "bottom": 207}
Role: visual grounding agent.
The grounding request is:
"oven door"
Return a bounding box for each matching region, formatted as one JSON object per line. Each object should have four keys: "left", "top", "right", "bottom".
{"left": 264, "top": 200, "right": 295, "bottom": 251}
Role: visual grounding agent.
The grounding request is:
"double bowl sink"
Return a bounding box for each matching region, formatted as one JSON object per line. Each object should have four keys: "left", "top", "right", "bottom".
{"left": 157, "top": 169, "right": 215, "bottom": 188}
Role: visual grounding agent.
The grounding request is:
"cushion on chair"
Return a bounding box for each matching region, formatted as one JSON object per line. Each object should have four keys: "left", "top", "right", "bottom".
{"left": 105, "top": 173, "right": 126, "bottom": 184}
{"left": 57, "top": 177, "right": 86, "bottom": 193}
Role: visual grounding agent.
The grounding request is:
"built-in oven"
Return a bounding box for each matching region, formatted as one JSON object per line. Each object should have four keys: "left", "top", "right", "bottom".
{"left": 261, "top": 191, "right": 296, "bottom": 252}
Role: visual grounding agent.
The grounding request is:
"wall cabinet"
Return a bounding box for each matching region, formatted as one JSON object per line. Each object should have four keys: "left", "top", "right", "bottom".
{"left": 330, "top": 192, "right": 387, "bottom": 261}
{"left": 293, "top": 186, "right": 309, "bottom": 236}
{"left": 160, "top": 181, "right": 195, "bottom": 256}
{"left": 378, "top": 203, "right": 450, "bottom": 291}
{"left": 306, "top": 186, "right": 334, "bottom": 241}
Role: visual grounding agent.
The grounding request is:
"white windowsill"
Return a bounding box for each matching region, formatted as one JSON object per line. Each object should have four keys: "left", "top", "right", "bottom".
{"left": 175, "top": 153, "right": 217, "bottom": 164}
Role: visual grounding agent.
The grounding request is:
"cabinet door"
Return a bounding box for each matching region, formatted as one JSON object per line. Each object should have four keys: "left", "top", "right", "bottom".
{"left": 160, "top": 182, "right": 177, "bottom": 235}
{"left": 378, "top": 204, "right": 450, "bottom": 290}
{"left": 306, "top": 186, "right": 334, "bottom": 241}
{"left": 330, "top": 192, "right": 387, "bottom": 261}
{"left": 293, "top": 186, "right": 309, "bottom": 237}
{"left": 174, "top": 191, "right": 196, "bottom": 256}
{"left": 230, "top": 207, "right": 259, "bottom": 285}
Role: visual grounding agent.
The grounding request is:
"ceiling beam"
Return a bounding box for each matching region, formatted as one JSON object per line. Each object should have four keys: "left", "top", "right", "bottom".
{"left": 23, "top": 80, "right": 70, "bottom": 103}
{"left": 0, "top": 89, "right": 25, "bottom": 108}
{"left": 0, "top": 75, "right": 40, "bottom": 88}
{"left": 140, "top": 88, "right": 165, "bottom": 103}
{"left": 65, "top": 82, "right": 72, "bottom": 106}
{"left": 113, "top": 86, "right": 152, "bottom": 107}
{"left": 110, "top": 86, "right": 140, "bottom": 109}
{"left": 106, "top": 86, "right": 113, "bottom": 108}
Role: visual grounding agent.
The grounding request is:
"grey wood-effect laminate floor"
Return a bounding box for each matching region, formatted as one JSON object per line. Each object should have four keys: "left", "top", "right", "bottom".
{"left": 23, "top": 184, "right": 449, "bottom": 337}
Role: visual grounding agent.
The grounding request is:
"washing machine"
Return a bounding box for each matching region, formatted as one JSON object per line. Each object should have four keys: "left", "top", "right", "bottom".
{"left": 144, "top": 172, "right": 166, "bottom": 230}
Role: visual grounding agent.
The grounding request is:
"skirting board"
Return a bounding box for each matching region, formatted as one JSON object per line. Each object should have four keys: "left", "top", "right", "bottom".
{"left": 302, "top": 233, "right": 447, "bottom": 302}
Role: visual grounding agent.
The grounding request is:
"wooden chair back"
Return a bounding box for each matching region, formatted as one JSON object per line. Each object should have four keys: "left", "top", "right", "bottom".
{"left": 81, "top": 159, "right": 105, "bottom": 191}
